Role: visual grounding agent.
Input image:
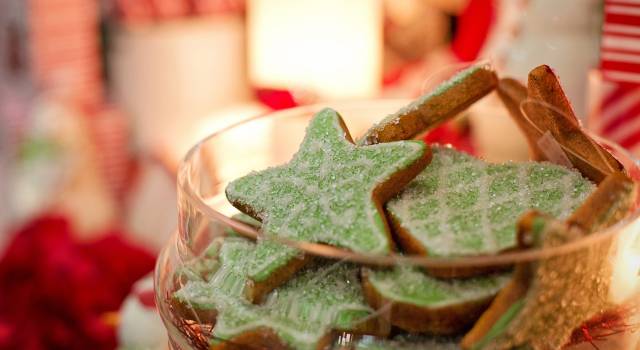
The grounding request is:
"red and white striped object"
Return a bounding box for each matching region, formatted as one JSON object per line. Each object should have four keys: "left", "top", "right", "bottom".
{"left": 28, "top": 0, "right": 104, "bottom": 107}
{"left": 87, "top": 106, "right": 133, "bottom": 203}
{"left": 594, "top": 0, "right": 640, "bottom": 154}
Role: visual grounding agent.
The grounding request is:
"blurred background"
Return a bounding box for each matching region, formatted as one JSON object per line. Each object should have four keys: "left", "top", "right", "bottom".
{"left": 0, "top": 0, "right": 638, "bottom": 349}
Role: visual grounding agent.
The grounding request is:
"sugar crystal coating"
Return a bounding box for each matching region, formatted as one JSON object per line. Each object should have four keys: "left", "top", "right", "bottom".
{"left": 358, "top": 65, "right": 483, "bottom": 146}
{"left": 366, "top": 266, "right": 510, "bottom": 308}
{"left": 226, "top": 108, "right": 428, "bottom": 281}
{"left": 174, "top": 237, "right": 374, "bottom": 350}
{"left": 386, "top": 146, "right": 596, "bottom": 257}
{"left": 355, "top": 335, "right": 460, "bottom": 350}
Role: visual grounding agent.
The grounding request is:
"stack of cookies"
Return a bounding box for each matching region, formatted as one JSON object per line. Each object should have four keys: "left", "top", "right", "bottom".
{"left": 172, "top": 65, "right": 636, "bottom": 350}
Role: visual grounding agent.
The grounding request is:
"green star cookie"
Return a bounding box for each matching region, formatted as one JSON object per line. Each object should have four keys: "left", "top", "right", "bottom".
{"left": 386, "top": 146, "right": 595, "bottom": 259}
{"left": 174, "top": 237, "right": 378, "bottom": 350}
{"left": 226, "top": 108, "right": 430, "bottom": 299}
{"left": 363, "top": 266, "right": 510, "bottom": 334}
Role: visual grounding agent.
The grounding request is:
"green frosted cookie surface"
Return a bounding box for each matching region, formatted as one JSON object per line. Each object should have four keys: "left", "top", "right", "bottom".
{"left": 366, "top": 266, "right": 509, "bottom": 308}
{"left": 386, "top": 146, "right": 595, "bottom": 257}
{"left": 354, "top": 335, "right": 460, "bottom": 350}
{"left": 174, "top": 238, "right": 374, "bottom": 350}
{"left": 357, "top": 65, "right": 482, "bottom": 146}
{"left": 226, "top": 108, "right": 427, "bottom": 281}
{"left": 223, "top": 213, "right": 262, "bottom": 238}
{"left": 174, "top": 238, "right": 254, "bottom": 311}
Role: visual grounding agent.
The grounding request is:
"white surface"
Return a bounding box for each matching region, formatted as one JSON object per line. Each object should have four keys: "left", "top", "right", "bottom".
{"left": 502, "top": 0, "right": 602, "bottom": 119}
{"left": 111, "top": 16, "right": 250, "bottom": 152}
{"left": 125, "top": 159, "right": 177, "bottom": 253}
{"left": 469, "top": 97, "right": 530, "bottom": 163}
{"left": 118, "top": 275, "right": 169, "bottom": 350}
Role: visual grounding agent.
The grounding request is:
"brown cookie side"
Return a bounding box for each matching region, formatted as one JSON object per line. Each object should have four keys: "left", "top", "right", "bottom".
{"left": 338, "top": 315, "right": 391, "bottom": 338}
{"left": 246, "top": 253, "right": 314, "bottom": 304}
{"left": 371, "top": 142, "right": 432, "bottom": 254}
{"left": 210, "top": 327, "right": 292, "bottom": 350}
{"left": 171, "top": 297, "right": 219, "bottom": 327}
{"left": 361, "top": 269, "right": 497, "bottom": 335}
{"left": 372, "top": 142, "right": 433, "bottom": 204}
{"left": 360, "top": 66, "right": 498, "bottom": 145}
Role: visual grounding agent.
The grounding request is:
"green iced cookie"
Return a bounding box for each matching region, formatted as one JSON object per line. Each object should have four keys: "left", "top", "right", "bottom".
{"left": 223, "top": 213, "right": 261, "bottom": 237}
{"left": 226, "top": 108, "right": 429, "bottom": 297}
{"left": 357, "top": 64, "right": 497, "bottom": 145}
{"left": 363, "top": 266, "right": 509, "bottom": 334}
{"left": 174, "top": 237, "right": 378, "bottom": 350}
{"left": 386, "top": 146, "right": 595, "bottom": 258}
{"left": 354, "top": 335, "right": 460, "bottom": 350}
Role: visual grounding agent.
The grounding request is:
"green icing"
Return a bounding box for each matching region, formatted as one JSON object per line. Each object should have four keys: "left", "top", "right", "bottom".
{"left": 358, "top": 65, "right": 482, "bottom": 145}
{"left": 231, "top": 213, "right": 261, "bottom": 227}
{"left": 223, "top": 213, "right": 261, "bottom": 237}
{"left": 174, "top": 238, "right": 374, "bottom": 350}
{"left": 472, "top": 299, "right": 525, "bottom": 350}
{"left": 354, "top": 335, "right": 460, "bottom": 350}
{"left": 175, "top": 239, "right": 226, "bottom": 282}
{"left": 366, "top": 266, "right": 510, "bottom": 308}
{"left": 386, "top": 147, "right": 595, "bottom": 257}
{"left": 226, "top": 108, "right": 427, "bottom": 281}
{"left": 174, "top": 238, "right": 253, "bottom": 310}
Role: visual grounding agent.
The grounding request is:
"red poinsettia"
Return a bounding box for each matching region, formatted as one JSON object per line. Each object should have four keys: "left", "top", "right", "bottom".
{"left": 0, "top": 216, "right": 155, "bottom": 350}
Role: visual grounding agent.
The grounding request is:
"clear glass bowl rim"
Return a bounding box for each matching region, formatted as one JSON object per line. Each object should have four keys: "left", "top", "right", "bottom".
{"left": 177, "top": 99, "right": 640, "bottom": 269}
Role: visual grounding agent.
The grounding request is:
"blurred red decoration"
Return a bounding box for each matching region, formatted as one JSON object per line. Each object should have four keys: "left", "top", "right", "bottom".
{"left": 451, "top": 0, "right": 495, "bottom": 62}
{"left": 422, "top": 122, "right": 475, "bottom": 155}
{"left": 0, "top": 216, "right": 155, "bottom": 350}
{"left": 566, "top": 305, "right": 640, "bottom": 349}
{"left": 255, "top": 88, "right": 298, "bottom": 110}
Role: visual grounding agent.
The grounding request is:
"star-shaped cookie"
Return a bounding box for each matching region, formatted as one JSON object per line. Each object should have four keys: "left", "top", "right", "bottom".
{"left": 226, "top": 108, "right": 431, "bottom": 301}
{"left": 174, "top": 237, "right": 380, "bottom": 350}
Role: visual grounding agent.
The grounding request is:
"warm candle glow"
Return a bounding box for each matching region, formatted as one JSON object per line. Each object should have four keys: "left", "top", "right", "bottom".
{"left": 610, "top": 219, "right": 640, "bottom": 303}
{"left": 248, "top": 0, "right": 383, "bottom": 100}
{"left": 170, "top": 103, "right": 268, "bottom": 164}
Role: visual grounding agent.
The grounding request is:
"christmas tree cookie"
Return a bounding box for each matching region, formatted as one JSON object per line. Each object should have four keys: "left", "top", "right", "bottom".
{"left": 461, "top": 172, "right": 636, "bottom": 349}
{"left": 385, "top": 146, "right": 595, "bottom": 276}
{"left": 226, "top": 108, "right": 431, "bottom": 301}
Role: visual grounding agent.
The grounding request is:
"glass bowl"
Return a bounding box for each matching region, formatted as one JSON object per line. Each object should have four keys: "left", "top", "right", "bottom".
{"left": 155, "top": 100, "right": 640, "bottom": 350}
